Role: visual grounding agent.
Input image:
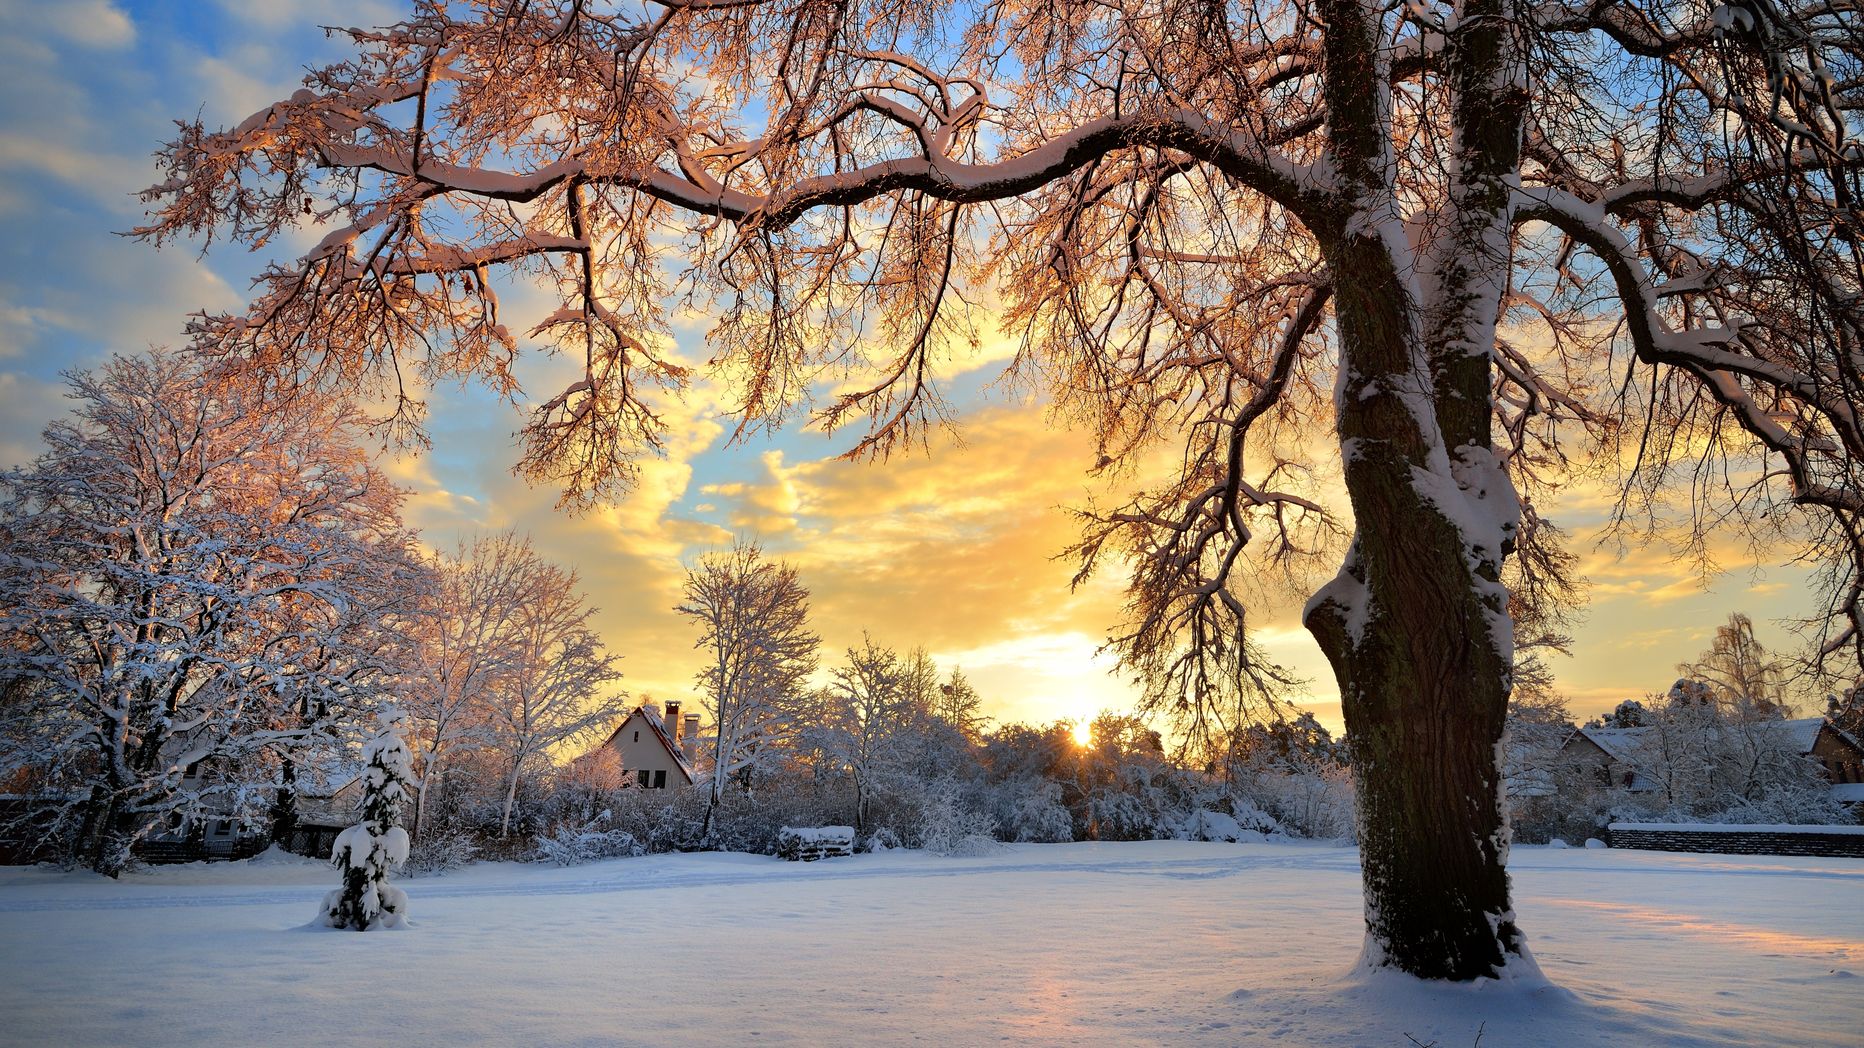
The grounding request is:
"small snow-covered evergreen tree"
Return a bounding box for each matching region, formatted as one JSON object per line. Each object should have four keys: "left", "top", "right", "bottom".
{"left": 323, "top": 708, "right": 414, "bottom": 931}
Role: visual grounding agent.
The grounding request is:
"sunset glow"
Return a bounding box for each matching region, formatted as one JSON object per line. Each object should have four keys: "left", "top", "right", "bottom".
{"left": 0, "top": 0, "right": 1838, "bottom": 739}
{"left": 1, "top": 1, "right": 1859, "bottom": 1043}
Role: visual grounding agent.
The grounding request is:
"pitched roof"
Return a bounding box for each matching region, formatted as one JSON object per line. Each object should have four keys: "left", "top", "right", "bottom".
{"left": 1780, "top": 717, "right": 1826, "bottom": 754}
{"left": 585, "top": 705, "right": 697, "bottom": 784}
{"left": 1575, "top": 726, "right": 1651, "bottom": 764}
{"left": 1765, "top": 717, "right": 1864, "bottom": 757}
{"left": 1578, "top": 718, "right": 1850, "bottom": 761}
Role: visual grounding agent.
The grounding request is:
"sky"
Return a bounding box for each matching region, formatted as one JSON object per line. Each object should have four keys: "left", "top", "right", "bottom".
{"left": 0, "top": 0, "right": 1834, "bottom": 737}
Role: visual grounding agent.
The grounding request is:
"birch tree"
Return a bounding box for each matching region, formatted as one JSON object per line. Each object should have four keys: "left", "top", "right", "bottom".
{"left": 677, "top": 542, "right": 819, "bottom": 837}
{"left": 138, "top": 0, "right": 1863, "bottom": 979}
{"left": 1678, "top": 612, "right": 1794, "bottom": 716}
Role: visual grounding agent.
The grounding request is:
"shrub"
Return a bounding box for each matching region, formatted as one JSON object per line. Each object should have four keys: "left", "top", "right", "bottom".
{"left": 531, "top": 815, "right": 645, "bottom": 866}
{"left": 404, "top": 829, "right": 479, "bottom": 877}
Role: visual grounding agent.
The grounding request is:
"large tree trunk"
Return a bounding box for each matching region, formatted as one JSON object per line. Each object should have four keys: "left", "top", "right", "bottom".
{"left": 1308, "top": 538, "right": 1519, "bottom": 980}
{"left": 1304, "top": 225, "right": 1524, "bottom": 981}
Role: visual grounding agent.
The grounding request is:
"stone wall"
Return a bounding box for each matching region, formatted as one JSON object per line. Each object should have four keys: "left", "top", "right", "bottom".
{"left": 1607, "top": 823, "right": 1864, "bottom": 858}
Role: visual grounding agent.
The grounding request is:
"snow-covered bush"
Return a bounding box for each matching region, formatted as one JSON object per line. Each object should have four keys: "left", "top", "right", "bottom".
{"left": 405, "top": 830, "right": 480, "bottom": 876}
{"left": 532, "top": 814, "right": 645, "bottom": 866}
{"left": 1181, "top": 809, "right": 1249, "bottom": 842}
{"left": 321, "top": 708, "right": 413, "bottom": 931}
{"left": 916, "top": 781, "right": 1004, "bottom": 856}
{"left": 1182, "top": 800, "right": 1282, "bottom": 842}
{"left": 1220, "top": 758, "right": 1355, "bottom": 841}
{"left": 991, "top": 777, "right": 1074, "bottom": 843}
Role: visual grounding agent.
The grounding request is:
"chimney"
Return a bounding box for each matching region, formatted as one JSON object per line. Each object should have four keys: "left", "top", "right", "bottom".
{"left": 664, "top": 701, "right": 681, "bottom": 745}
{"left": 682, "top": 713, "right": 700, "bottom": 761}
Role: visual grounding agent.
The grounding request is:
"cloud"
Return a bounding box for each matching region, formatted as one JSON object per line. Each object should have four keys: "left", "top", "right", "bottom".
{"left": 6, "top": 1, "right": 135, "bottom": 50}
{"left": 0, "top": 0, "right": 1844, "bottom": 745}
{"left": 209, "top": 0, "right": 399, "bottom": 32}
{"left": 0, "top": 371, "right": 67, "bottom": 467}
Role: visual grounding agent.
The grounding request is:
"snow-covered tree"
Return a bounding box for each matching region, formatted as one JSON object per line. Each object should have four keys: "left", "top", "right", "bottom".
{"left": 677, "top": 542, "right": 819, "bottom": 837}
{"left": 1066, "top": 713, "right": 1184, "bottom": 841}
{"left": 138, "top": 0, "right": 1864, "bottom": 979}
{"left": 402, "top": 532, "right": 538, "bottom": 840}
{"left": 1610, "top": 681, "right": 1840, "bottom": 821}
{"left": 0, "top": 351, "right": 422, "bottom": 875}
{"left": 934, "top": 668, "right": 988, "bottom": 743}
{"left": 818, "top": 637, "right": 924, "bottom": 837}
{"left": 1592, "top": 700, "right": 1652, "bottom": 730}
{"left": 483, "top": 561, "right": 627, "bottom": 838}
{"left": 323, "top": 707, "right": 414, "bottom": 931}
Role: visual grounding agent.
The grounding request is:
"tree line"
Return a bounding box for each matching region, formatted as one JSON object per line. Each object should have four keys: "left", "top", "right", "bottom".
{"left": 520, "top": 541, "right": 1356, "bottom": 867}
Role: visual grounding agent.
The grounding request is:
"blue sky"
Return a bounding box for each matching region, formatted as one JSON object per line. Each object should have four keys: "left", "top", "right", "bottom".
{"left": 0, "top": 0, "right": 1831, "bottom": 734}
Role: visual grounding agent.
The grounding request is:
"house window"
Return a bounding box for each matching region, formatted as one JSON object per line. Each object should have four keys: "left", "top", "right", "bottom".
{"left": 653, "top": 770, "right": 666, "bottom": 789}
{"left": 634, "top": 730, "right": 640, "bottom": 742}
{"left": 636, "top": 769, "right": 650, "bottom": 787}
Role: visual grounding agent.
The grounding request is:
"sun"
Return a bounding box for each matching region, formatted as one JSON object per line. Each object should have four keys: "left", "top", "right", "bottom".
{"left": 1070, "top": 719, "right": 1093, "bottom": 747}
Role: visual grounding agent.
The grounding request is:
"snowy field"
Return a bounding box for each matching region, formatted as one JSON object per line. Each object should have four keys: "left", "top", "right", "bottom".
{"left": 0, "top": 841, "right": 1857, "bottom": 1047}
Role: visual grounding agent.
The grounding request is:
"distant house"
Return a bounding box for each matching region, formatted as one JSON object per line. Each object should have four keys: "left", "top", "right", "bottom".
{"left": 576, "top": 701, "right": 699, "bottom": 790}
{"left": 288, "top": 770, "right": 365, "bottom": 859}
{"left": 137, "top": 749, "right": 366, "bottom": 863}
{"left": 1561, "top": 726, "right": 1660, "bottom": 793}
{"left": 1792, "top": 718, "right": 1864, "bottom": 787}
{"left": 1560, "top": 716, "right": 1864, "bottom": 799}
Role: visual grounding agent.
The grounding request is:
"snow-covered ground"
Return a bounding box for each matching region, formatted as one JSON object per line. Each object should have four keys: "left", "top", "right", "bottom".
{"left": 0, "top": 840, "right": 1856, "bottom": 1046}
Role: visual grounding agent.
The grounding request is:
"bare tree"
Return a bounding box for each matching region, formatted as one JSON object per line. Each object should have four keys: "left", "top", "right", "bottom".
{"left": 676, "top": 542, "right": 819, "bottom": 837}
{"left": 403, "top": 531, "right": 536, "bottom": 841}
{"left": 1679, "top": 613, "right": 1795, "bottom": 717}
{"left": 484, "top": 561, "right": 627, "bottom": 838}
{"left": 0, "top": 351, "right": 423, "bottom": 875}
{"left": 137, "top": 0, "right": 1863, "bottom": 979}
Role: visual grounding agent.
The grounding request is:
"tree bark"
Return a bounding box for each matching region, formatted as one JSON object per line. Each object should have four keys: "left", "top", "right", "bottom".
{"left": 1304, "top": 225, "right": 1523, "bottom": 981}
{"left": 500, "top": 765, "right": 520, "bottom": 839}
{"left": 270, "top": 758, "right": 300, "bottom": 848}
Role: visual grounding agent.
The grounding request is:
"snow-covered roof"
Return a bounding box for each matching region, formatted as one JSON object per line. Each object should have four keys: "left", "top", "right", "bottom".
{"left": 1578, "top": 719, "right": 1851, "bottom": 762}
{"left": 1575, "top": 727, "right": 1651, "bottom": 764}
{"left": 1831, "top": 783, "right": 1864, "bottom": 804}
{"left": 1779, "top": 718, "right": 1825, "bottom": 754}
{"left": 585, "top": 705, "right": 697, "bottom": 783}
{"left": 297, "top": 759, "right": 362, "bottom": 798}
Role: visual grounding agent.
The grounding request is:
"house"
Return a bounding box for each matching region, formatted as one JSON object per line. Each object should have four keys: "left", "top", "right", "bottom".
{"left": 287, "top": 770, "right": 365, "bottom": 859}
{"left": 1559, "top": 716, "right": 1864, "bottom": 798}
{"left": 576, "top": 701, "right": 699, "bottom": 790}
{"left": 137, "top": 748, "right": 367, "bottom": 863}
{"left": 1789, "top": 718, "right": 1864, "bottom": 786}
{"left": 1561, "top": 726, "right": 1660, "bottom": 792}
